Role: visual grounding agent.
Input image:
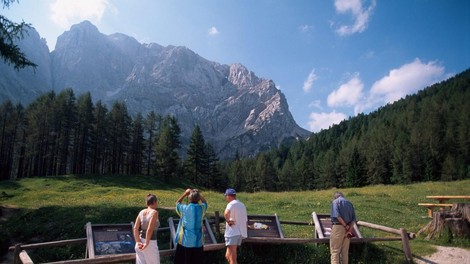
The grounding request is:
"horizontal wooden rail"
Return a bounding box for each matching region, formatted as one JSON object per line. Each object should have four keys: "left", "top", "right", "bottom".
{"left": 357, "top": 220, "right": 416, "bottom": 239}
{"left": 21, "top": 243, "right": 226, "bottom": 264}
{"left": 244, "top": 236, "right": 404, "bottom": 245}
{"left": 279, "top": 220, "right": 312, "bottom": 226}
{"left": 9, "top": 238, "right": 88, "bottom": 251}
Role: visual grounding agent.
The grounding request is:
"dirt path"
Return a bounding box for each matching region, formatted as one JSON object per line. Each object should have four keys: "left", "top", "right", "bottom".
{"left": 414, "top": 246, "right": 470, "bottom": 264}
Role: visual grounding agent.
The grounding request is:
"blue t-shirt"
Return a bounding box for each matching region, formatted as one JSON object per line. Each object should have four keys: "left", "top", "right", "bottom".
{"left": 330, "top": 196, "right": 356, "bottom": 224}
{"left": 175, "top": 202, "right": 208, "bottom": 248}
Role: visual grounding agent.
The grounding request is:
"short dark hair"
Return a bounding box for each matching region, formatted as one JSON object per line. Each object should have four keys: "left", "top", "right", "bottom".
{"left": 147, "top": 194, "right": 157, "bottom": 205}
{"left": 333, "top": 192, "right": 344, "bottom": 199}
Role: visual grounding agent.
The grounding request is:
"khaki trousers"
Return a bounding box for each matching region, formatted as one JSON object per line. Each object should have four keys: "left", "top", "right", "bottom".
{"left": 330, "top": 225, "right": 350, "bottom": 264}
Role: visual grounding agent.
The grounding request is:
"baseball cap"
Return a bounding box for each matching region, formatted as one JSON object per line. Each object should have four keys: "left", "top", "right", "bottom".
{"left": 224, "top": 188, "right": 236, "bottom": 196}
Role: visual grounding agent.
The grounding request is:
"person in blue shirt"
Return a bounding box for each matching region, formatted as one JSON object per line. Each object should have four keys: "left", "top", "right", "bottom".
{"left": 174, "top": 188, "right": 207, "bottom": 264}
{"left": 330, "top": 191, "right": 357, "bottom": 264}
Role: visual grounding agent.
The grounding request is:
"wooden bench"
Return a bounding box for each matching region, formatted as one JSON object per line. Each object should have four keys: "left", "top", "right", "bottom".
{"left": 418, "top": 203, "right": 453, "bottom": 217}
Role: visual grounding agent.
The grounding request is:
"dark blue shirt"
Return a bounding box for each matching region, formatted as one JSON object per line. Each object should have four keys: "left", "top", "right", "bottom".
{"left": 330, "top": 196, "right": 356, "bottom": 224}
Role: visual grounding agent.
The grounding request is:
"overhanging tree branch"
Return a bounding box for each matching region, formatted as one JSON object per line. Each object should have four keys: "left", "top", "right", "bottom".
{"left": 1, "top": 1, "right": 37, "bottom": 70}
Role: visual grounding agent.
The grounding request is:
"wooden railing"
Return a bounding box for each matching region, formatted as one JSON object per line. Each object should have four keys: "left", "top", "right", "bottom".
{"left": 8, "top": 212, "right": 415, "bottom": 263}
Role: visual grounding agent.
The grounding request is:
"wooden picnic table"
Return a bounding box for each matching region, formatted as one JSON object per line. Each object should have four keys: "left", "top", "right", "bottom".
{"left": 426, "top": 195, "right": 470, "bottom": 203}
{"left": 419, "top": 195, "right": 470, "bottom": 217}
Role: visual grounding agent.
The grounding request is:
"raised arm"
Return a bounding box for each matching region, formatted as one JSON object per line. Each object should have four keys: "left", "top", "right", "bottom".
{"left": 176, "top": 188, "right": 192, "bottom": 203}
{"left": 200, "top": 193, "right": 207, "bottom": 204}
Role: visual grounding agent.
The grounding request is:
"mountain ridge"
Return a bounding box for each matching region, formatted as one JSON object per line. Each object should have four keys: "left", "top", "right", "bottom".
{"left": 0, "top": 20, "right": 310, "bottom": 159}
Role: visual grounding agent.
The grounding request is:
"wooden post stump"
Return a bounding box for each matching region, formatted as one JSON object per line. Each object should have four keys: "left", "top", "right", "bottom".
{"left": 418, "top": 203, "right": 470, "bottom": 240}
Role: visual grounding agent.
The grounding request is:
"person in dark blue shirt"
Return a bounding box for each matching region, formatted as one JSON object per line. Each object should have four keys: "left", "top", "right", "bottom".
{"left": 330, "top": 191, "right": 357, "bottom": 264}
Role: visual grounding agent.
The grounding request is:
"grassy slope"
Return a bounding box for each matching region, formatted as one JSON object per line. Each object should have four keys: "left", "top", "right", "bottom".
{"left": 1, "top": 175, "right": 469, "bottom": 263}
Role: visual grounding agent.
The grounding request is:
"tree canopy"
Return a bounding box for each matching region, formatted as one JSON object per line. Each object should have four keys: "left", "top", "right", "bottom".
{"left": 0, "top": 0, "right": 37, "bottom": 69}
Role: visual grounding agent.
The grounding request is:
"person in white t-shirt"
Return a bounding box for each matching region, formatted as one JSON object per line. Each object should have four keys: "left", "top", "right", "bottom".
{"left": 224, "top": 188, "right": 247, "bottom": 264}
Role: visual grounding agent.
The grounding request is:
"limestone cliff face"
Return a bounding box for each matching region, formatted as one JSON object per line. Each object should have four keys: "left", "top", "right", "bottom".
{"left": 0, "top": 27, "right": 51, "bottom": 104}
{"left": 1, "top": 20, "right": 310, "bottom": 159}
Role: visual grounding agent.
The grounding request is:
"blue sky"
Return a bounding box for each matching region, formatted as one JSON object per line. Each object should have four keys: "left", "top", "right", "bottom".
{"left": 4, "top": 0, "right": 469, "bottom": 132}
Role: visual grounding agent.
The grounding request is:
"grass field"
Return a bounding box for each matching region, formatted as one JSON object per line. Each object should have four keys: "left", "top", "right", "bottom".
{"left": 1, "top": 175, "right": 469, "bottom": 263}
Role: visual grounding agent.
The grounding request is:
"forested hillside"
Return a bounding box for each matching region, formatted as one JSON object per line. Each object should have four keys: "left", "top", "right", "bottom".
{"left": 0, "top": 69, "right": 469, "bottom": 193}
{"left": 222, "top": 69, "right": 470, "bottom": 192}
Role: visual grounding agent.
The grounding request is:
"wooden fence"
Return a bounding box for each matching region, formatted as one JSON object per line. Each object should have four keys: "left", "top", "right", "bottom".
{"left": 8, "top": 211, "right": 415, "bottom": 263}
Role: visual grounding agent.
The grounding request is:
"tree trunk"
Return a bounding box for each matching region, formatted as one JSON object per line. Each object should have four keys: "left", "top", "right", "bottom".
{"left": 418, "top": 203, "right": 470, "bottom": 240}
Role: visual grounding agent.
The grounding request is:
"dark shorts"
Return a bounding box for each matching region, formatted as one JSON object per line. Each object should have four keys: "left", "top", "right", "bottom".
{"left": 173, "top": 244, "right": 204, "bottom": 264}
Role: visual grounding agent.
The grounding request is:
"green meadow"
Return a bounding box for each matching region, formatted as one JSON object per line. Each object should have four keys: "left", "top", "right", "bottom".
{"left": 1, "top": 175, "right": 469, "bottom": 263}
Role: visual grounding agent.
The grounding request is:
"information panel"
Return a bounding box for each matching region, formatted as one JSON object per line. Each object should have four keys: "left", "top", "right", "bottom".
{"left": 86, "top": 223, "right": 135, "bottom": 257}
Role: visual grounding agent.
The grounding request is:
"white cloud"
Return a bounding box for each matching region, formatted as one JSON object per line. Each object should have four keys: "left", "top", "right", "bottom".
{"left": 334, "top": 0, "right": 376, "bottom": 36}
{"left": 303, "top": 69, "right": 318, "bottom": 92}
{"left": 208, "top": 26, "right": 219, "bottom": 36}
{"left": 371, "top": 59, "right": 444, "bottom": 102}
{"left": 356, "top": 58, "right": 445, "bottom": 113}
{"left": 308, "top": 100, "right": 323, "bottom": 110}
{"left": 300, "top": 24, "right": 312, "bottom": 32}
{"left": 50, "top": 0, "right": 113, "bottom": 29}
{"left": 327, "top": 73, "right": 364, "bottom": 107}
{"left": 307, "top": 111, "right": 347, "bottom": 132}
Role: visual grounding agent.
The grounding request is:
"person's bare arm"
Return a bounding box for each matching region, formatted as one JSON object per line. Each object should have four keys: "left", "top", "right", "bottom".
{"left": 337, "top": 216, "right": 350, "bottom": 230}
{"left": 176, "top": 188, "right": 191, "bottom": 203}
{"left": 200, "top": 193, "right": 207, "bottom": 204}
{"left": 133, "top": 213, "right": 142, "bottom": 249}
{"left": 142, "top": 210, "right": 159, "bottom": 250}
{"left": 224, "top": 208, "right": 234, "bottom": 226}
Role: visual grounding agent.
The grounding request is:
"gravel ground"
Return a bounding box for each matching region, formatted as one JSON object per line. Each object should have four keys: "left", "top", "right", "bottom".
{"left": 414, "top": 246, "right": 470, "bottom": 264}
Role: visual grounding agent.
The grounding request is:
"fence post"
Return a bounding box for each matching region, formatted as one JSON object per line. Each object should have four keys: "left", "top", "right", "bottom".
{"left": 400, "top": 228, "right": 413, "bottom": 263}
{"left": 13, "top": 244, "right": 22, "bottom": 264}
{"left": 214, "top": 211, "right": 221, "bottom": 237}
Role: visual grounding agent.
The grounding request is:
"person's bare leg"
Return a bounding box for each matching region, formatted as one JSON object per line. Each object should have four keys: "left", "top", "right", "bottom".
{"left": 225, "top": 245, "right": 238, "bottom": 264}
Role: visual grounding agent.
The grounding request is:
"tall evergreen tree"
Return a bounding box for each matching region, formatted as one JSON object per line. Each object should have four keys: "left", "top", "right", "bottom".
{"left": 155, "top": 116, "right": 181, "bottom": 182}
{"left": 228, "top": 152, "right": 243, "bottom": 190}
{"left": 24, "top": 91, "right": 57, "bottom": 176}
{"left": 186, "top": 125, "right": 206, "bottom": 185}
{"left": 344, "top": 147, "right": 366, "bottom": 187}
{"left": 129, "top": 113, "right": 145, "bottom": 175}
{"left": 107, "top": 102, "right": 131, "bottom": 174}
{"left": 91, "top": 101, "right": 108, "bottom": 174}
{"left": 205, "top": 142, "right": 224, "bottom": 190}
{"left": 0, "top": 100, "right": 24, "bottom": 180}
{"left": 143, "top": 111, "right": 159, "bottom": 176}
{"left": 53, "top": 89, "right": 77, "bottom": 175}
{"left": 72, "top": 93, "right": 94, "bottom": 174}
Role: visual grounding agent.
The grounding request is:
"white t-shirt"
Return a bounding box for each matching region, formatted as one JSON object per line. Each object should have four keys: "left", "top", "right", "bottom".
{"left": 225, "top": 199, "right": 248, "bottom": 238}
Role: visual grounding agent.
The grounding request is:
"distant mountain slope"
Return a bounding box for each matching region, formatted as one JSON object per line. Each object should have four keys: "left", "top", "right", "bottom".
{"left": 0, "top": 21, "right": 310, "bottom": 159}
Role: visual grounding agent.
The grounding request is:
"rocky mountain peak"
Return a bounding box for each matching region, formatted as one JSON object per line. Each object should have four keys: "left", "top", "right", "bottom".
{"left": 1, "top": 21, "right": 311, "bottom": 159}
{"left": 229, "top": 63, "right": 260, "bottom": 89}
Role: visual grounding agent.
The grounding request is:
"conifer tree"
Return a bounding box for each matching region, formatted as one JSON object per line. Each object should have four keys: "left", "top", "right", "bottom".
{"left": 129, "top": 113, "right": 145, "bottom": 175}
{"left": 186, "top": 125, "right": 206, "bottom": 185}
